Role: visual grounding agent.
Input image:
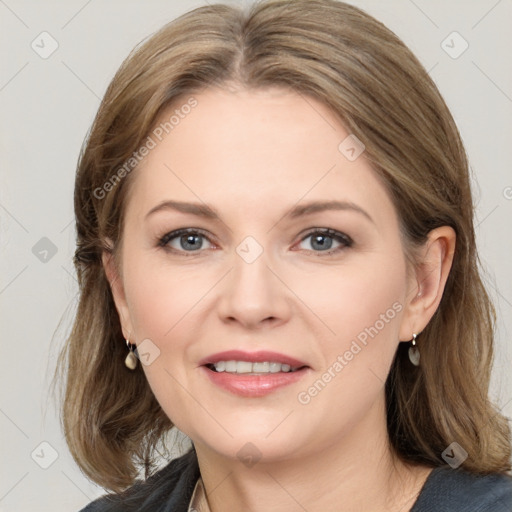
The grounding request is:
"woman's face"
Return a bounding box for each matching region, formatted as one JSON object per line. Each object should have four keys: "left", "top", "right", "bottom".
{"left": 111, "top": 87, "right": 418, "bottom": 463}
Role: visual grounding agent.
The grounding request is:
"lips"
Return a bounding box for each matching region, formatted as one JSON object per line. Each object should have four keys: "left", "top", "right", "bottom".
{"left": 198, "top": 350, "right": 310, "bottom": 397}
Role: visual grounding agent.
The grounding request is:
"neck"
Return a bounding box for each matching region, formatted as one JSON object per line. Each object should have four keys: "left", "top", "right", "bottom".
{"left": 194, "top": 396, "right": 432, "bottom": 512}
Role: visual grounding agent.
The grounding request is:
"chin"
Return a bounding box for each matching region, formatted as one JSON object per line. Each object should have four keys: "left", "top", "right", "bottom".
{"left": 195, "top": 431, "right": 302, "bottom": 465}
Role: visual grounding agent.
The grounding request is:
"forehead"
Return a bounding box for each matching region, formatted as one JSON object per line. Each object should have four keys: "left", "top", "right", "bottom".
{"left": 125, "top": 87, "right": 397, "bottom": 226}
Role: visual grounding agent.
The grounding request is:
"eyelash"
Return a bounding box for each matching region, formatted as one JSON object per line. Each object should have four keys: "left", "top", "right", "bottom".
{"left": 157, "top": 227, "right": 353, "bottom": 257}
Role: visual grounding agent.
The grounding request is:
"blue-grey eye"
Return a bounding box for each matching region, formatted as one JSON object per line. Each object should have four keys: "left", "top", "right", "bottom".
{"left": 298, "top": 230, "right": 352, "bottom": 252}
{"left": 160, "top": 229, "right": 213, "bottom": 252}
{"left": 178, "top": 233, "right": 204, "bottom": 251}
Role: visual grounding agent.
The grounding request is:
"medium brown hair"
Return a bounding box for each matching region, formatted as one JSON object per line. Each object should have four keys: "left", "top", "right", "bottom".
{"left": 55, "top": 0, "right": 511, "bottom": 492}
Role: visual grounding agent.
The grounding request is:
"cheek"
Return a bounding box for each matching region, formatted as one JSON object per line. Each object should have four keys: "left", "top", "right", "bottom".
{"left": 292, "top": 253, "right": 406, "bottom": 351}
{"left": 292, "top": 254, "right": 406, "bottom": 425}
{"left": 121, "top": 254, "right": 207, "bottom": 425}
{"left": 123, "top": 253, "right": 210, "bottom": 340}
{"left": 291, "top": 257, "right": 406, "bottom": 441}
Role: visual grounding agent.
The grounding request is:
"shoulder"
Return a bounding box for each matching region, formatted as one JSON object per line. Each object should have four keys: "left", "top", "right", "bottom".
{"left": 411, "top": 466, "right": 512, "bottom": 512}
{"left": 78, "top": 449, "right": 200, "bottom": 512}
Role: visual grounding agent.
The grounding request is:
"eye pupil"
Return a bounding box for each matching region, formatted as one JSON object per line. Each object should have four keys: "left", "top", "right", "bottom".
{"left": 311, "top": 234, "right": 333, "bottom": 251}
{"left": 181, "top": 234, "right": 202, "bottom": 251}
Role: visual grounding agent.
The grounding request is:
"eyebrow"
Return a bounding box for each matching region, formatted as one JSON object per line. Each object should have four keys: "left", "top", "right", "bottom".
{"left": 145, "top": 199, "right": 374, "bottom": 224}
{"left": 288, "top": 200, "right": 374, "bottom": 224}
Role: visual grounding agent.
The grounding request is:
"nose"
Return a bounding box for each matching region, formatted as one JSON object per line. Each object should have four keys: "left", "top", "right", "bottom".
{"left": 216, "top": 245, "right": 292, "bottom": 330}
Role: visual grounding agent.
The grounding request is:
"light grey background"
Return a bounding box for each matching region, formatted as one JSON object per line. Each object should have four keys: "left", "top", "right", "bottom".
{"left": 1, "top": 0, "right": 511, "bottom": 510}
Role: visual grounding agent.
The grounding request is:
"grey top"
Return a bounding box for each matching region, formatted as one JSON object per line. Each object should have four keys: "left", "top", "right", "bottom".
{"left": 410, "top": 465, "right": 512, "bottom": 511}
{"left": 80, "top": 450, "right": 512, "bottom": 511}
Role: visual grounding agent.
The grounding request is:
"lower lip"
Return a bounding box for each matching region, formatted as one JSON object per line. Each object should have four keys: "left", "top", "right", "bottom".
{"left": 201, "top": 366, "right": 309, "bottom": 397}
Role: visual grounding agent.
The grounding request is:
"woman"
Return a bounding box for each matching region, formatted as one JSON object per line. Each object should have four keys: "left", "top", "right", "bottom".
{"left": 57, "top": 0, "right": 512, "bottom": 510}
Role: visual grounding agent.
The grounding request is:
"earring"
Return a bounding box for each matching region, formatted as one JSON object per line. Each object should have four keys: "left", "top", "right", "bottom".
{"left": 125, "top": 339, "right": 138, "bottom": 370}
{"left": 408, "top": 333, "right": 420, "bottom": 366}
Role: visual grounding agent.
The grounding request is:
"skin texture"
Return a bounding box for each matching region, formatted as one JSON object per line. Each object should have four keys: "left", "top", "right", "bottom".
{"left": 104, "top": 87, "right": 456, "bottom": 511}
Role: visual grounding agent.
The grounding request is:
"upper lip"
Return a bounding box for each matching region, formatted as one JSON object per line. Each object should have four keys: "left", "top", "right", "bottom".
{"left": 199, "top": 350, "right": 309, "bottom": 368}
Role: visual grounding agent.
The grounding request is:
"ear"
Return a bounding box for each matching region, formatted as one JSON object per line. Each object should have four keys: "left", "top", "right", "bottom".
{"left": 399, "top": 226, "right": 456, "bottom": 341}
{"left": 102, "top": 242, "right": 134, "bottom": 341}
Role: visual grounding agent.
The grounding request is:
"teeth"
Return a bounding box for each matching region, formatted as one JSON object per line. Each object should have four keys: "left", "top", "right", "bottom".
{"left": 252, "top": 362, "right": 269, "bottom": 372}
{"left": 225, "top": 360, "right": 237, "bottom": 372}
{"left": 212, "top": 360, "right": 298, "bottom": 374}
{"left": 236, "top": 361, "right": 253, "bottom": 373}
{"left": 269, "top": 362, "right": 281, "bottom": 373}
